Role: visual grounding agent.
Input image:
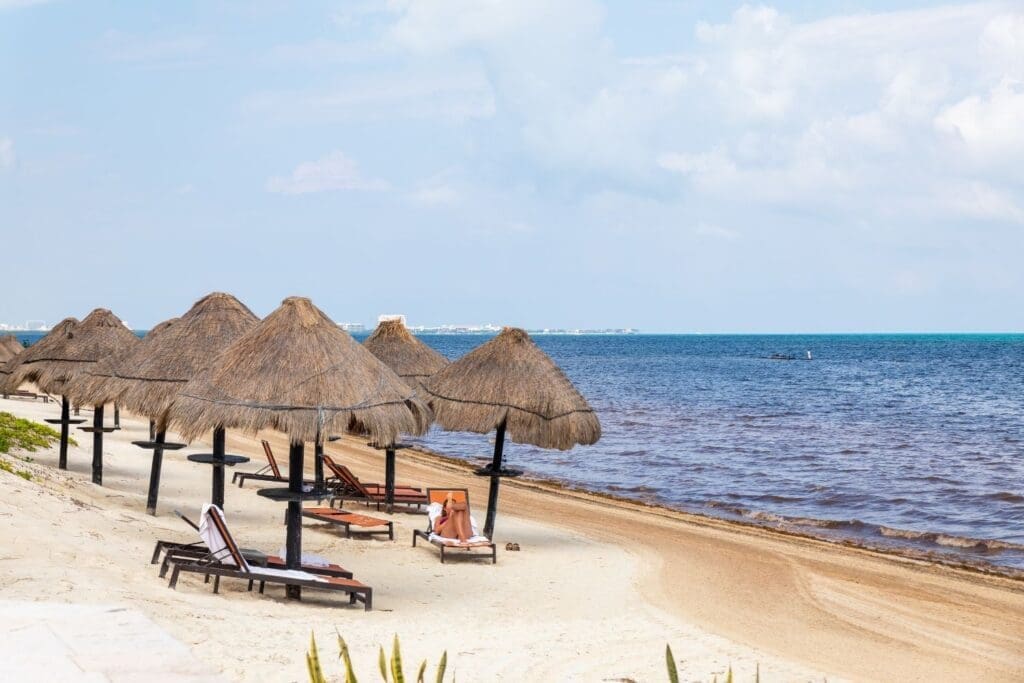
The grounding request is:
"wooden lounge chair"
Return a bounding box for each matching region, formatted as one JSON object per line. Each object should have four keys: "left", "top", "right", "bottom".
{"left": 301, "top": 507, "right": 394, "bottom": 540}
{"left": 165, "top": 505, "right": 372, "bottom": 609}
{"left": 412, "top": 489, "right": 497, "bottom": 564}
{"left": 323, "top": 454, "right": 427, "bottom": 510}
{"left": 232, "top": 440, "right": 316, "bottom": 488}
{"left": 152, "top": 511, "right": 353, "bottom": 579}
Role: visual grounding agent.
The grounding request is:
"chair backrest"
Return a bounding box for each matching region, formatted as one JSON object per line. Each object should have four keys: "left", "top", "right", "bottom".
{"left": 426, "top": 488, "right": 471, "bottom": 509}
{"left": 199, "top": 504, "right": 251, "bottom": 572}
{"left": 261, "top": 440, "right": 282, "bottom": 479}
{"left": 322, "top": 454, "right": 368, "bottom": 496}
{"left": 424, "top": 488, "right": 473, "bottom": 533}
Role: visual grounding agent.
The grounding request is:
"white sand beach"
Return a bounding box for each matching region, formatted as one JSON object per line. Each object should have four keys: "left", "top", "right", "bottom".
{"left": 1, "top": 396, "right": 1021, "bottom": 681}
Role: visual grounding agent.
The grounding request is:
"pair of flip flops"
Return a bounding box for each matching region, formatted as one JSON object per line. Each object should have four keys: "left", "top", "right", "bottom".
{"left": 504, "top": 542, "right": 521, "bottom": 551}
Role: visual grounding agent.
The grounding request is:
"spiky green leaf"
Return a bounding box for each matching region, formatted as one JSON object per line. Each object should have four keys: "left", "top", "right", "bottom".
{"left": 436, "top": 651, "right": 447, "bottom": 683}
{"left": 391, "top": 634, "right": 405, "bottom": 683}
{"left": 665, "top": 644, "right": 679, "bottom": 683}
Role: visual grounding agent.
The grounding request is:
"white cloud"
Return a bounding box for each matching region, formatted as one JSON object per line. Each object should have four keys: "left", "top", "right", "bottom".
{"left": 0, "top": 138, "right": 14, "bottom": 169}
{"left": 935, "top": 78, "right": 1024, "bottom": 163}
{"left": 266, "top": 152, "right": 388, "bottom": 195}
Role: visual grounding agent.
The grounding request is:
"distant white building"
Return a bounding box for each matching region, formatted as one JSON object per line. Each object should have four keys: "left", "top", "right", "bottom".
{"left": 336, "top": 322, "right": 366, "bottom": 332}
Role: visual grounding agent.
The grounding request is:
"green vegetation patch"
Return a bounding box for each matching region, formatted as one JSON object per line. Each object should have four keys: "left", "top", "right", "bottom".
{"left": 0, "top": 411, "right": 73, "bottom": 455}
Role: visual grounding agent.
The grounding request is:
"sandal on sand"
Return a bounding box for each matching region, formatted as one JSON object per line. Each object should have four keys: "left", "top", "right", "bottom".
{"left": 505, "top": 542, "right": 520, "bottom": 551}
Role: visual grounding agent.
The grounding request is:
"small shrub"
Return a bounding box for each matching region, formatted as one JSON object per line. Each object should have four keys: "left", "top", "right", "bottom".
{"left": 307, "top": 632, "right": 448, "bottom": 683}
{"left": 0, "top": 412, "right": 69, "bottom": 455}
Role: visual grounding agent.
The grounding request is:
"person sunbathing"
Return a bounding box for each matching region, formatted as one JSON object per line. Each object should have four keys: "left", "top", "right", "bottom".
{"left": 434, "top": 493, "right": 472, "bottom": 542}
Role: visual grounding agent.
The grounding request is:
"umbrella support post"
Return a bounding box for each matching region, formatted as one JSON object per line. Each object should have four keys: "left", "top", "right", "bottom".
{"left": 148, "top": 420, "right": 155, "bottom": 441}
{"left": 385, "top": 448, "right": 396, "bottom": 514}
{"left": 314, "top": 432, "right": 324, "bottom": 493}
{"left": 58, "top": 395, "right": 70, "bottom": 470}
{"left": 286, "top": 440, "right": 304, "bottom": 600}
{"left": 114, "top": 405, "right": 120, "bottom": 429}
{"left": 212, "top": 427, "right": 226, "bottom": 508}
{"left": 146, "top": 430, "right": 166, "bottom": 515}
{"left": 91, "top": 405, "right": 104, "bottom": 485}
{"left": 483, "top": 420, "right": 506, "bottom": 539}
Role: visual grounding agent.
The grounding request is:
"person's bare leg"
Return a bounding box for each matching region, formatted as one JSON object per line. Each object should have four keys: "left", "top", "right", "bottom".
{"left": 454, "top": 510, "right": 472, "bottom": 541}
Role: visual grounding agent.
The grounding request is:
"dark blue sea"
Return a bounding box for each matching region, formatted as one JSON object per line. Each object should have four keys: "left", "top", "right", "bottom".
{"left": 12, "top": 331, "right": 1024, "bottom": 571}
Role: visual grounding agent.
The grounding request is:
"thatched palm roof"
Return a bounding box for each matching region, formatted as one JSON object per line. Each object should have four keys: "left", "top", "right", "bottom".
{"left": 363, "top": 319, "right": 448, "bottom": 392}
{"left": 9, "top": 310, "right": 139, "bottom": 397}
{"left": 79, "top": 292, "right": 260, "bottom": 424}
{"left": 2, "top": 317, "right": 79, "bottom": 394}
{"left": 168, "top": 296, "right": 431, "bottom": 444}
{"left": 66, "top": 316, "right": 180, "bottom": 408}
{"left": 423, "top": 327, "right": 601, "bottom": 450}
{"left": 0, "top": 335, "right": 23, "bottom": 364}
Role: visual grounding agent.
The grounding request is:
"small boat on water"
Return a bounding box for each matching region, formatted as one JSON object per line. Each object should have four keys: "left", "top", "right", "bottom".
{"left": 768, "top": 350, "right": 813, "bottom": 361}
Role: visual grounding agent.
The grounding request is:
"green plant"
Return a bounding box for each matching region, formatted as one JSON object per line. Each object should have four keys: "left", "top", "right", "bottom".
{"left": 0, "top": 412, "right": 73, "bottom": 455}
{"left": 307, "top": 633, "right": 449, "bottom": 683}
{"left": 0, "top": 458, "right": 31, "bottom": 481}
{"left": 666, "top": 644, "right": 679, "bottom": 683}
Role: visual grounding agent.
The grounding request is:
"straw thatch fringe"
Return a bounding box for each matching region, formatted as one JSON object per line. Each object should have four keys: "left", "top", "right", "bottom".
{"left": 423, "top": 327, "right": 600, "bottom": 451}
{"left": 66, "top": 317, "right": 179, "bottom": 408}
{"left": 3, "top": 317, "right": 79, "bottom": 394}
{"left": 0, "top": 335, "right": 23, "bottom": 363}
{"left": 168, "top": 296, "right": 432, "bottom": 444}
{"left": 363, "top": 318, "right": 448, "bottom": 392}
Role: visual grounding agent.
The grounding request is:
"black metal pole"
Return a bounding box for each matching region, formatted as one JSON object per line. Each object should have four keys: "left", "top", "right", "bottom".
{"left": 483, "top": 420, "right": 506, "bottom": 539}
{"left": 148, "top": 419, "right": 155, "bottom": 441}
{"left": 92, "top": 405, "right": 104, "bottom": 485}
{"left": 114, "top": 405, "right": 120, "bottom": 429}
{"left": 58, "top": 395, "right": 70, "bottom": 470}
{"left": 385, "top": 447, "right": 396, "bottom": 513}
{"left": 146, "top": 429, "right": 166, "bottom": 515}
{"left": 212, "top": 427, "right": 226, "bottom": 508}
{"left": 286, "top": 440, "right": 304, "bottom": 599}
{"left": 314, "top": 430, "right": 324, "bottom": 493}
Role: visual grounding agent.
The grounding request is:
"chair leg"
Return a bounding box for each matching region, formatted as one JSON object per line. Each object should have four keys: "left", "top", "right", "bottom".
{"left": 168, "top": 566, "right": 181, "bottom": 589}
{"left": 213, "top": 575, "right": 220, "bottom": 594}
{"left": 151, "top": 541, "right": 164, "bottom": 564}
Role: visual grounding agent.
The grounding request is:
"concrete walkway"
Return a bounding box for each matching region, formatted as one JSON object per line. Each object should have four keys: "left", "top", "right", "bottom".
{"left": 0, "top": 601, "right": 223, "bottom": 682}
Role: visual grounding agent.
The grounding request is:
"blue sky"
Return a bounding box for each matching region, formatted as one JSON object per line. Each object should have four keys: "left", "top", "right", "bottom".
{"left": 1, "top": 1, "right": 1022, "bottom": 332}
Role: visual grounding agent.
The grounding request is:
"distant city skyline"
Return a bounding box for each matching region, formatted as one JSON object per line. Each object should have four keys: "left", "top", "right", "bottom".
{"left": 2, "top": 2, "right": 1023, "bottom": 333}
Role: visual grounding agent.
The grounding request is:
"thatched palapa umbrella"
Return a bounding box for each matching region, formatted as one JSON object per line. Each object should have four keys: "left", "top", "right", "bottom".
{"left": 364, "top": 317, "right": 448, "bottom": 511}
{"left": 20, "top": 309, "right": 140, "bottom": 484}
{"left": 0, "top": 335, "right": 25, "bottom": 397}
{"left": 3, "top": 318, "right": 80, "bottom": 467}
{"left": 169, "top": 296, "right": 431, "bottom": 598}
{"left": 75, "top": 292, "right": 259, "bottom": 514}
{"left": 66, "top": 315, "right": 181, "bottom": 512}
{"left": 0, "top": 334, "right": 23, "bottom": 362}
{"left": 423, "top": 327, "right": 601, "bottom": 538}
{"left": 68, "top": 317, "right": 179, "bottom": 432}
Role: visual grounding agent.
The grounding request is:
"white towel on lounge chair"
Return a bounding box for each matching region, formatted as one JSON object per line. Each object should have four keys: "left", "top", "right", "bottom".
{"left": 277, "top": 547, "right": 330, "bottom": 567}
{"left": 199, "top": 504, "right": 325, "bottom": 582}
{"left": 425, "top": 502, "right": 490, "bottom": 545}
